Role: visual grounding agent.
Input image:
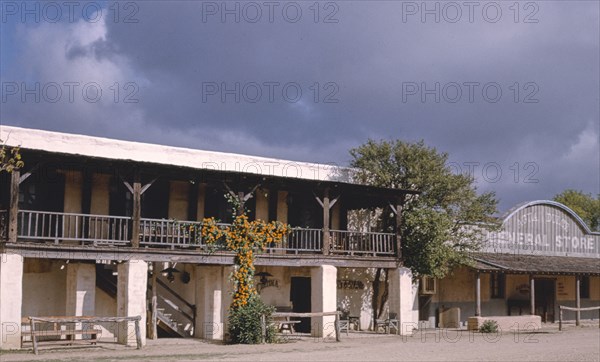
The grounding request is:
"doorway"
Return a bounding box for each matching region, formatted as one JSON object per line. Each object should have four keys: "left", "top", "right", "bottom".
{"left": 290, "top": 277, "right": 311, "bottom": 333}
{"left": 534, "top": 279, "right": 555, "bottom": 322}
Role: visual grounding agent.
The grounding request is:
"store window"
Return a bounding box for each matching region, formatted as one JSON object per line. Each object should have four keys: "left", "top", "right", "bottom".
{"left": 491, "top": 273, "right": 505, "bottom": 299}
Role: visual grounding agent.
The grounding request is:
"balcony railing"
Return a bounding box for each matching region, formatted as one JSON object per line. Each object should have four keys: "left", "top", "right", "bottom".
{"left": 2, "top": 210, "right": 397, "bottom": 257}
{"left": 14, "top": 210, "right": 131, "bottom": 246}
{"left": 139, "top": 218, "right": 229, "bottom": 250}
{"left": 330, "top": 229, "right": 396, "bottom": 256}
{"left": 267, "top": 227, "right": 322, "bottom": 253}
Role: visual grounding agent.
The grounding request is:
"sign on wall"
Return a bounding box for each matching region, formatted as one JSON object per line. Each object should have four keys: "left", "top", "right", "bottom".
{"left": 482, "top": 201, "right": 599, "bottom": 258}
{"left": 337, "top": 280, "right": 365, "bottom": 290}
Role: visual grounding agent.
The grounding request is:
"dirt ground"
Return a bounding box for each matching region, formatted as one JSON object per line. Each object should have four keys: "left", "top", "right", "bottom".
{"left": 2, "top": 324, "right": 599, "bottom": 362}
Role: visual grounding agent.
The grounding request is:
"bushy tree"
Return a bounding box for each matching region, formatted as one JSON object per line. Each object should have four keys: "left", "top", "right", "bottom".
{"left": 350, "top": 139, "right": 499, "bottom": 278}
{"left": 0, "top": 143, "right": 23, "bottom": 173}
{"left": 553, "top": 190, "right": 599, "bottom": 231}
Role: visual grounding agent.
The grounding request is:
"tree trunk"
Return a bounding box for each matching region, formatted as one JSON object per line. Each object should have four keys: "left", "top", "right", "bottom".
{"left": 372, "top": 268, "right": 381, "bottom": 324}
{"left": 378, "top": 269, "right": 389, "bottom": 318}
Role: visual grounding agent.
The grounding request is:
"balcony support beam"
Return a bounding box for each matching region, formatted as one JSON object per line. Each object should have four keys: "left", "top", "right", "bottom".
{"left": 390, "top": 195, "right": 405, "bottom": 259}
{"left": 223, "top": 183, "right": 260, "bottom": 216}
{"left": 8, "top": 169, "right": 20, "bottom": 243}
{"left": 322, "top": 188, "right": 331, "bottom": 255}
{"left": 131, "top": 174, "right": 142, "bottom": 248}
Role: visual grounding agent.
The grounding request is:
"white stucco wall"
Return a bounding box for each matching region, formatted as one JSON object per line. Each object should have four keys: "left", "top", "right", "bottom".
{"left": 22, "top": 259, "right": 67, "bottom": 317}
{"left": 117, "top": 260, "right": 148, "bottom": 346}
{"left": 389, "top": 267, "right": 419, "bottom": 335}
{"left": 95, "top": 287, "right": 117, "bottom": 338}
{"left": 0, "top": 253, "right": 24, "bottom": 350}
{"left": 311, "top": 265, "right": 337, "bottom": 338}
{"left": 337, "top": 268, "right": 375, "bottom": 330}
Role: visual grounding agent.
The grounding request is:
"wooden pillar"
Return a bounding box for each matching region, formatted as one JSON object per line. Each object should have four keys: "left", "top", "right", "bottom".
{"left": 530, "top": 276, "right": 535, "bottom": 315}
{"left": 322, "top": 188, "right": 330, "bottom": 255}
{"left": 576, "top": 275, "right": 581, "bottom": 326}
{"left": 395, "top": 197, "right": 404, "bottom": 259}
{"left": 131, "top": 174, "right": 141, "bottom": 248}
{"left": 475, "top": 272, "right": 481, "bottom": 316}
{"left": 8, "top": 169, "right": 20, "bottom": 243}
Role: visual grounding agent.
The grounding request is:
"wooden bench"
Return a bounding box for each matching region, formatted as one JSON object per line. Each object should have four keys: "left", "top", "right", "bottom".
{"left": 25, "top": 316, "right": 142, "bottom": 354}
{"left": 21, "top": 317, "right": 101, "bottom": 348}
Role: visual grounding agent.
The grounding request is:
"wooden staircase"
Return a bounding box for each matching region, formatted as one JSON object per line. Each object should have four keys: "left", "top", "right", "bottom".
{"left": 149, "top": 276, "right": 195, "bottom": 338}
{"left": 95, "top": 264, "right": 195, "bottom": 338}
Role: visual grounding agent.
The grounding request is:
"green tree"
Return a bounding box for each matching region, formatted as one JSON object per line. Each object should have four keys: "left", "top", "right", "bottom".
{"left": 0, "top": 142, "right": 23, "bottom": 173}
{"left": 553, "top": 190, "right": 600, "bottom": 231}
{"left": 350, "top": 139, "right": 499, "bottom": 279}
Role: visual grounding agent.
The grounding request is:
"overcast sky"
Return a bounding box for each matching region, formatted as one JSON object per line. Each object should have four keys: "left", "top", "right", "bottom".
{"left": 1, "top": 0, "right": 598, "bottom": 211}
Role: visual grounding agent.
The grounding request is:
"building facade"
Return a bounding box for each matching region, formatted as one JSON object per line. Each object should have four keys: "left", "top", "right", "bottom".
{"left": 422, "top": 201, "right": 600, "bottom": 328}
{"left": 0, "top": 126, "right": 420, "bottom": 349}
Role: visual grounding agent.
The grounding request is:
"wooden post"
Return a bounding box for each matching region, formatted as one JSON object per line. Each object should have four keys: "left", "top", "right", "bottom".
{"left": 334, "top": 312, "right": 341, "bottom": 342}
{"left": 151, "top": 263, "right": 158, "bottom": 339}
{"left": 131, "top": 174, "right": 141, "bottom": 248}
{"left": 261, "top": 314, "right": 266, "bottom": 344}
{"left": 530, "top": 276, "right": 535, "bottom": 315}
{"left": 576, "top": 276, "right": 581, "bottom": 326}
{"left": 395, "top": 196, "right": 404, "bottom": 259}
{"left": 559, "top": 307, "right": 563, "bottom": 331}
{"left": 30, "top": 317, "right": 38, "bottom": 355}
{"left": 475, "top": 272, "right": 481, "bottom": 316}
{"left": 322, "top": 188, "right": 330, "bottom": 255}
{"left": 8, "top": 169, "right": 20, "bottom": 243}
{"left": 134, "top": 319, "right": 142, "bottom": 349}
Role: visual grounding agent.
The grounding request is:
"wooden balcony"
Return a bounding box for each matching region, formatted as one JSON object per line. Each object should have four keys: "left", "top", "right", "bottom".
{"left": 1, "top": 210, "right": 397, "bottom": 259}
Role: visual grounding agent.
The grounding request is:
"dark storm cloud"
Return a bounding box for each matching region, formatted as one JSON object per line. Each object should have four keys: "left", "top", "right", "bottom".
{"left": 1, "top": 0, "right": 598, "bottom": 211}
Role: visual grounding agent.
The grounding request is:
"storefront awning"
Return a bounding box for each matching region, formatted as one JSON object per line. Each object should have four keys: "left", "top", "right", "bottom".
{"left": 472, "top": 253, "right": 600, "bottom": 276}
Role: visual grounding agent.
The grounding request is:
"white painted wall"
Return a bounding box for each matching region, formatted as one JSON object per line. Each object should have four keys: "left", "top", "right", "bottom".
{"left": 337, "top": 268, "right": 375, "bottom": 330}
{"left": 311, "top": 265, "right": 337, "bottom": 338}
{"left": 0, "top": 253, "right": 24, "bottom": 350}
{"left": 95, "top": 287, "right": 117, "bottom": 339}
{"left": 22, "top": 259, "right": 67, "bottom": 317}
{"left": 389, "top": 267, "right": 419, "bottom": 335}
{"left": 117, "top": 260, "right": 148, "bottom": 346}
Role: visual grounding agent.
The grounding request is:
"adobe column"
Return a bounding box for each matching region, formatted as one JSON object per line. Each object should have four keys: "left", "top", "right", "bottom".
{"left": 0, "top": 253, "right": 23, "bottom": 349}
{"left": 117, "top": 260, "right": 148, "bottom": 346}
{"left": 310, "top": 265, "right": 337, "bottom": 338}
{"left": 194, "top": 265, "right": 225, "bottom": 340}
{"left": 388, "top": 267, "right": 418, "bottom": 335}
{"left": 65, "top": 262, "right": 96, "bottom": 339}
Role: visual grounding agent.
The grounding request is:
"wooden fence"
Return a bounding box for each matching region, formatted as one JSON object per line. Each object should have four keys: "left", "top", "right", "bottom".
{"left": 558, "top": 305, "right": 600, "bottom": 331}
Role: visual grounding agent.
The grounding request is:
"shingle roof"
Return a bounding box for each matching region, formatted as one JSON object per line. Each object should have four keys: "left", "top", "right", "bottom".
{"left": 472, "top": 253, "right": 600, "bottom": 275}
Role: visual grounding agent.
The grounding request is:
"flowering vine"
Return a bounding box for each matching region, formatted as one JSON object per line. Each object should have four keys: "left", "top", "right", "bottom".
{"left": 198, "top": 198, "right": 290, "bottom": 310}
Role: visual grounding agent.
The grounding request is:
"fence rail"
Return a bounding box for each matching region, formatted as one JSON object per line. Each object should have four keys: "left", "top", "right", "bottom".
{"left": 558, "top": 305, "right": 600, "bottom": 331}
{"left": 16, "top": 210, "right": 131, "bottom": 245}
{"left": 330, "top": 229, "right": 395, "bottom": 256}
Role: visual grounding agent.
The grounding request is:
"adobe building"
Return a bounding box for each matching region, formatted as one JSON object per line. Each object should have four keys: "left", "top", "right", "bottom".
{"left": 0, "top": 126, "right": 420, "bottom": 350}
{"left": 1, "top": 126, "right": 597, "bottom": 350}
{"left": 420, "top": 200, "right": 600, "bottom": 328}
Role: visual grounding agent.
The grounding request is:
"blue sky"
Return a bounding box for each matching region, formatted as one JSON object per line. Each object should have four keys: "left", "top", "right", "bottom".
{"left": 1, "top": 0, "right": 598, "bottom": 211}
